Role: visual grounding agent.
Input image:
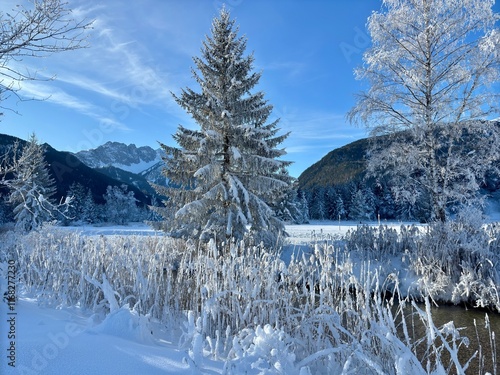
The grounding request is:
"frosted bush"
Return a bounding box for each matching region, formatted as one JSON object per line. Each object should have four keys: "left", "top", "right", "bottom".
{"left": 225, "top": 324, "right": 297, "bottom": 375}
{"left": 343, "top": 219, "right": 500, "bottom": 310}
{"left": 344, "top": 224, "right": 418, "bottom": 259}
{"left": 91, "top": 304, "right": 154, "bottom": 344}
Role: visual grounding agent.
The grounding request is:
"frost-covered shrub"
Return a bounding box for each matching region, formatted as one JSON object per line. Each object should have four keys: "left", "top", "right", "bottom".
{"left": 413, "top": 211, "right": 500, "bottom": 308}
{"left": 345, "top": 224, "right": 418, "bottom": 259}
{"left": 343, "top": 217, "right": 500, "bottom": 310}
{"left": 226, "top": 324, "right": 297, "bottom": 374}
{"left": 0, "top": 227, "right": 187, "bottom": 322}
{"left": 103, "top": 185, "right": 143, "bottom": 224}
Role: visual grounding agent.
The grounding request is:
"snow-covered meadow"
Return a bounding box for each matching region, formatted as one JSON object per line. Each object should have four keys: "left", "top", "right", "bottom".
{"left": 0, "top": 219, "right": 498, "bottom": 374}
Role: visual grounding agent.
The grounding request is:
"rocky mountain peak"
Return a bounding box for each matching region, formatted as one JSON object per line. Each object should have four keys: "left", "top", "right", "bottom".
{"left": 75, "top": 142, "right": 163, "bottom": 174}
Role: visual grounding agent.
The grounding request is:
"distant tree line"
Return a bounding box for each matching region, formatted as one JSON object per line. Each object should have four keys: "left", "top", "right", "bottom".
{"left": 302, "top": 178, "right": 433, "bottom": 223}
{"left": 0, "top": 136, "right": 153, "bottom": 229}
{"left": 63, "top": 183, "right": 152, "bottom": 226}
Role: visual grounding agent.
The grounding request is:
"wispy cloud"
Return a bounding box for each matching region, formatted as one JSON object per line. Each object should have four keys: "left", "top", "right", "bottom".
{"left": 273, "top": 107, "right": 367, "bottom": 161}
{"left": 259, "top": 61, "right": 306, "bottom": 80}
{"left": 52, "top": 74, "right": 137, "bottom": 105}
{"left": 20, "top": 81, "right": 130, "bottom": 131}
{"left": 4, "top": 0, "right": 192, "bottom": 131}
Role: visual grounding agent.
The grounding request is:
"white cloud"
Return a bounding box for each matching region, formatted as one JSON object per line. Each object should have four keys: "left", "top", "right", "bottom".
{"left": 20, "top": 81, "right": 130, "bottom": 131}
{"left": 1, "top": 0, "right": 194, "bottom": 131}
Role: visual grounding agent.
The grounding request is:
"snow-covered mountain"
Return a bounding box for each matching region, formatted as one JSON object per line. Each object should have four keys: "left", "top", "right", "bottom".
{"left": 76, "top": 142, "right": 163, "bottom": 174}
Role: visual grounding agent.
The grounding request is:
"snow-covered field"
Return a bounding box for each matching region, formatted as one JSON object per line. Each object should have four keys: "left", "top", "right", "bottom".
{"left": 62, "top": 220, "right": 410, "bottom": 238}
{"left": 1, "top": 298, "right": 221, "bottom": 374}
{"left": 0, "top": 221, "right": 498, "bottom": 374}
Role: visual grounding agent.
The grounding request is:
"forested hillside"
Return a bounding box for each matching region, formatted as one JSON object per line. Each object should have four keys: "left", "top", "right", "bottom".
{"left": 298, "top": 125, "right": 500, "bottom": 222}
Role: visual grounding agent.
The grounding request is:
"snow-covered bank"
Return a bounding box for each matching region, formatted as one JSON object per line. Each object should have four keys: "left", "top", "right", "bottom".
{"left": 59, "top": 219, "right": 415, "bottom": 239}
{"left": 0, "top": 298, "right": 223, "bottom": 374}
{"left": 0, "top": 220, "right": 498, "bottom": 374}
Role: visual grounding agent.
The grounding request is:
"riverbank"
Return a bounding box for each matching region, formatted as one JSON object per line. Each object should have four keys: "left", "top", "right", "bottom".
{"left": 0, "top": 217, "right": 498, "bottom": 374}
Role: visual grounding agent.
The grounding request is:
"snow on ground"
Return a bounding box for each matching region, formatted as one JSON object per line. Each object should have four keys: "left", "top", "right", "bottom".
{"left": 285, "top": 219, "right": 426, "bottom": 244}
{"left": 63, "top": 220, "right": 414, "bottom": 239}
{"left": 0, "top": 297, "right": 224, "bottom": 374}
{"left": 59, "top": 223, "right": 163, "bottom": 236}
{"left": 1, "top": 220, "right": 496, "bottom": 374}
{"left": 0, "top": 221, "right": 358, "bottom": 375}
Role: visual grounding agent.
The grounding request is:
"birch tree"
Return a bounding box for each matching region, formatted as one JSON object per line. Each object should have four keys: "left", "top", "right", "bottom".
{"left": 349, "top": 0, "right": 500, "bottom": 221}
{"left": 0, "top": 0, "right": 91, "bottom": 115}
{"left": 154, "top": 8, "right": 291, "bottom": 247}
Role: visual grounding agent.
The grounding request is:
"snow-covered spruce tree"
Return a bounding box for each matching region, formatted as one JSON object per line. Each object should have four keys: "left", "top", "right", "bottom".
{"left": 64, "top": 182, "right": 86, "bottom": 225}
{"left": 155, "top": 9, "right": 291, "bottom": 247}
{"left": 349, "top": 187, "right": 374, "bottom": 221}
{"left": 309, "top": 187, "right": 326, "bottom": 220}
{"left": 81, "top": 189, "right": 99, "bottom": 224}
{"left": 65, "top": 182, "right": 99, "bottom": 224}
{"left": 275, "top": 182, "right": 309, "bottom": 224}
{"left": 349, "top": 0, "right": 500, "bottom": 222}
{"left": 6, "top": 135, "right": 70, "bottom": 231}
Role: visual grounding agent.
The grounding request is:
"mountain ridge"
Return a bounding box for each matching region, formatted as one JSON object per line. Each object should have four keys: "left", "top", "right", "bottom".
{"left": 297, "top": 138, "right": 369, "bottom": 190}
{"left": 0, "top": 133, "right": 151, "bottom": 205}
{"left": 75, "top": 141, "right": 163, "bottom": 174}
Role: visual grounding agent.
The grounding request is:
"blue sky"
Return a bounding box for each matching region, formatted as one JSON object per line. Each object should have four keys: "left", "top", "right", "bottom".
{"left": 1, "top": 0, "right": 497, "bottom": 177}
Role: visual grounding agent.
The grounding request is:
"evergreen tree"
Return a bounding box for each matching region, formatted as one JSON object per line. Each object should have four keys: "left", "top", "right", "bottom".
{"left": 154, "top": 9, "right": 291, "bottom": 246}
{"left": 373, "top": 180, "right": 396, "bottom": 220}
{"left": 81, "top": 187, "right": 99, "bottom": 223}
{"left": 7, "top": 135, "right": 70, "bottom": 231}
{"left": 65, "top": 182, "right": 86, "bottom": 224}
{"left": 309, "top": 187, "right": 326, "bottom": 220}
{"left": 325, "top": 187, "right": 339, "bottom": 220}
{"left": 334, "top": 192, "right": 346, "bottom": 221}
{"left": 66, "top": 182, "right": 99, "bottom": 224}
{"left": 275, "top": 181, "right": 309, "bottom": 224}
{"left": 296, "top": 190, "right": 310, "bottom": 224}
{"left": 349, "top": 186, "right": 374, "bottom": 221}
{"left": 147, "top": 195, "right": 163, "bottom": 223}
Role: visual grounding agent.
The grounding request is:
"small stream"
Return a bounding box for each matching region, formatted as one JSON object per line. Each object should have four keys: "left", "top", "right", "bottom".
{"left": 399, "top": 303, "right": 499, "bottom": 374}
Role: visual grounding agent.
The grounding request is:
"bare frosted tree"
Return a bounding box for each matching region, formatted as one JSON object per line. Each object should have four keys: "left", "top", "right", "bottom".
{"left": 0, "top": 0, "right": 92, "bottom": 114}
{"left": 349, "top": 0, "right": 500, "bottom": 221}
{"left": 153, "top": 9, "right": 291, "bottom": 247}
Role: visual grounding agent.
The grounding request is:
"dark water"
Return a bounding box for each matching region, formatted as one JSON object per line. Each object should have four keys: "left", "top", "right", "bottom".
{"left": 398, "top": 303, "right": 499, "bottom": 374}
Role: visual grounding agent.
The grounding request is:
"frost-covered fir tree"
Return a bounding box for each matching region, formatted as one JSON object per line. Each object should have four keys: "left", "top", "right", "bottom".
{"left": 349, "top": 0, "right": 500, "bottom": 222}
{"left": 81, "top": 189, "right": 99, "bottom": 223}
{"left": 325, "top": 187, "right": 341, "bottom": 220}
{"left": 349, "top": 187, "right": 373, "bottom": 221}
{"left": 64, "top": 182, "right": 85, "bottom": 224}
{"left": 65, "top": 182, "right": 98, "bottom": 224}
{"left": 7, "top": 135, "right": 70, "bottom": 231}
{"left": 275, "top": 182, "right": 309, "bottom": 224}
{"left": 309, "top": 187, "right": 326, "bottom": 220}
{"left": 336, "top": 194, "right": 346, "bottom": 220}
{"left": 155, "top": 9, "right": 291, "bottom": 246}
